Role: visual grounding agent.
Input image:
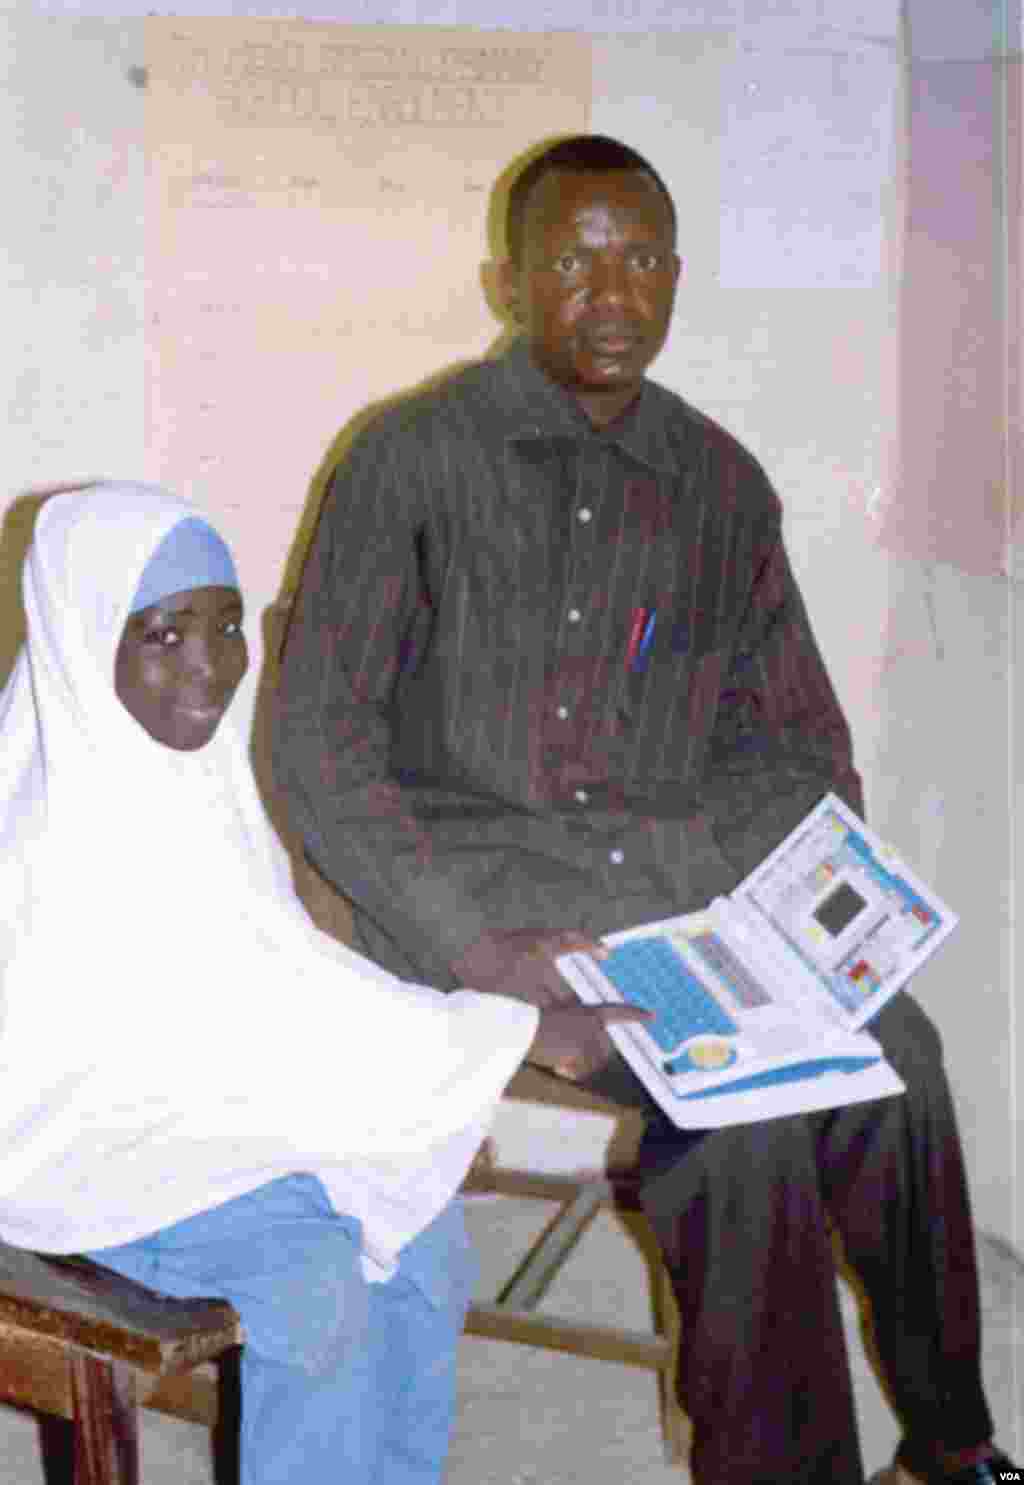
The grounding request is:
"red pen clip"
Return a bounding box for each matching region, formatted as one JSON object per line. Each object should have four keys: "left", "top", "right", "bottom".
{"left": 625, "top": 606, "right": 648, "bottom": 671}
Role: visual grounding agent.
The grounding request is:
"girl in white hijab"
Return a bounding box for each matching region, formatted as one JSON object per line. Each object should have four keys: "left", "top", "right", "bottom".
{"left": 0, "top": 483, "right": 637, "bottom": 1485}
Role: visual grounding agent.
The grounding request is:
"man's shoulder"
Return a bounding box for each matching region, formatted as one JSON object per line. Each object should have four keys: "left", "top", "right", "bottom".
{"left": 644, "top": 377, "right": 781, "bottom": 521}
{"left": 320, "top": 355, "right": 518, "bottom": 520}
{"left": 352, "top": 355, "right": 510, "bottom": 452}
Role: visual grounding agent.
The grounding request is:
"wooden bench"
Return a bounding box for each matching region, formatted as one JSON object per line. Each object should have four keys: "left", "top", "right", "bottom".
{"left": 0, "top": 1117, "right": 689, "bottom": 1485}
{"left": 0, "top": 1241, "right": 241, "bottom": 1484}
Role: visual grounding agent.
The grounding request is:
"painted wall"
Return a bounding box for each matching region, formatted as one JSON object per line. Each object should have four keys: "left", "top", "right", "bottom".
{"left": 2, "top": 3, "right": 1019, "bottom": 1281}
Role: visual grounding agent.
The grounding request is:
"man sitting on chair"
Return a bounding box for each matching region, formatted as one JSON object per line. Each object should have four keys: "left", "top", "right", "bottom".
{"left": 274, "top": 134, "right": 1016, "bottom": 1485}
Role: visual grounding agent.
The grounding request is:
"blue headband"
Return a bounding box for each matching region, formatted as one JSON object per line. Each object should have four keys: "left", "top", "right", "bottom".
{"left": 129, "top": 517, "right": 239, "bottom": 615}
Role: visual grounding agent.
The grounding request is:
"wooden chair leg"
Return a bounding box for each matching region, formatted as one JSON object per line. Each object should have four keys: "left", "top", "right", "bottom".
{"left": 70, "top": 1353, "right": 140, "bottom": 1485}
{"left": 496, "top": 1180, "right": 610, "bottom": 1309}
{"left": 653, "top": 1257, "right": 692, "bottom": 1466}
{"left": 616, "top": 1205, "right": 693, "bottom": 1468}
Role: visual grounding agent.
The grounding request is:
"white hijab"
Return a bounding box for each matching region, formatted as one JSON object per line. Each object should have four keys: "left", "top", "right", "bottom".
{"left": 0, "top": 484, "right": 535, "bottom": 1264}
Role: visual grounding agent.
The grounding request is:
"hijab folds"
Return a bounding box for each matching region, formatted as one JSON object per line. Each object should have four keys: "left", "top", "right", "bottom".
{"left": 0, "top": 484, "right": 536, "bottom": 1266}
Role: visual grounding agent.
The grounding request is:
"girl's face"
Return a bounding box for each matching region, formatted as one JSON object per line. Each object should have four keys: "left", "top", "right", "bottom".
{"left": 114, "top": 584, "right": 248, "bottom": 751}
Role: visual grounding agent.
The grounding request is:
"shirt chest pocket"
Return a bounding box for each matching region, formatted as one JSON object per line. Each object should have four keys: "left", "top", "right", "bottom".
{"left": 617, "top": 595, "right": 733, "bottom": 772}
{"left": 616, "top": 499, "right": 747, "bottom": 729}
{"left": 621, "top": 586, "right": 726, "bottom": 684}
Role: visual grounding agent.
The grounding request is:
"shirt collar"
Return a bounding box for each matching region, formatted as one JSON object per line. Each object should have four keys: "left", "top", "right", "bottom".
{"left": 496, "top": 337, "right": 682, "bottom": 477}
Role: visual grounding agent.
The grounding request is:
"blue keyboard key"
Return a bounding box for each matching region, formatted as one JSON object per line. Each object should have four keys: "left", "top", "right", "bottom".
{"left": 602, "top": 937, "right": 738, "bottom": 1052}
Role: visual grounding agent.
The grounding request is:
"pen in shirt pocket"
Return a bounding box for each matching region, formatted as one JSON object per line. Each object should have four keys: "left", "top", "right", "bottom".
{"left": 625, "top": 606, "right": 657, "bottom": 672}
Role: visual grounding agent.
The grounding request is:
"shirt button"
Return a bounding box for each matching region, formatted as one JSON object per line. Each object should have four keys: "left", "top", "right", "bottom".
{"left": 574, "top": 789, "right": 588, "bottom": 804}
{"left": 567, "top": 608, "right": 581, "bottom": 624}
{"left": 609, "top": 849, "right": 625, "bottom": 865}
{"left": 577, "top": 507, "right": 592, "bottom": 524}
{"left": 556, "top": 705, "right": 569, "bottom": 720}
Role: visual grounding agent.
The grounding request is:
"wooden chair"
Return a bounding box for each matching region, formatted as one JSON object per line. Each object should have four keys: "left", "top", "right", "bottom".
{"left": 463, "top": 1064, "right": 692, "bottom": 1467}
{"left": 0, "top": 1240, "right": 242, "bottom": 1485}
{"left": 292, "top": 852, "right": 693, "bottom": 1467}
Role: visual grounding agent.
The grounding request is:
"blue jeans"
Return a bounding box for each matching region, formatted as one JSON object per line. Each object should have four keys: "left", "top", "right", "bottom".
{"left": 88, "top": 1174, "right": 477, "bottom": 1485}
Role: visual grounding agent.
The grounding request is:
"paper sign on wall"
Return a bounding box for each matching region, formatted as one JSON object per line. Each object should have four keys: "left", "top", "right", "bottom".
{"left": 145, "top": 18, "right": 590, "bottom": 597}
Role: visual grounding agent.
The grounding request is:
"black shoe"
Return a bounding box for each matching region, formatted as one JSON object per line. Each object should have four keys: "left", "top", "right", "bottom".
{"left": 870, "top": 1452, "right": 1021, "bottom": 1484}
{"left": 945, "top": 1457, "right": 1020, "bottom": 1485}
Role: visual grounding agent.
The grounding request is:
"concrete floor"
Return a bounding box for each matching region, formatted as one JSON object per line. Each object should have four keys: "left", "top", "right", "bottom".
{"left": 0, "top": 1194, "right": 1020, "bottom": 1484}
{"left": 451, "top": 1197, "right": 1023, "bottom": 1485}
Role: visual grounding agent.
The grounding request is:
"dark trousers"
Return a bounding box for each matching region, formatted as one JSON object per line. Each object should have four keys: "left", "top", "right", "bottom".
{"left": 584, "top": 992, "right": 992, "bottom": 1485}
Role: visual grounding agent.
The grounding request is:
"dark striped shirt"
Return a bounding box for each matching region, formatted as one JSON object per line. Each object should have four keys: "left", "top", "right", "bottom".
{"left": 274, "top": 339, "right": 862, "bottom": 985}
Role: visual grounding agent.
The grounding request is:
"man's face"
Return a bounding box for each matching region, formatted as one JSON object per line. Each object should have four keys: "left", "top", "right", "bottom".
{"left": 114, "top": 584, "right": 248, "bottom": 751}
{"left": 502, "top": 168, "right": 680, "bottom": 426}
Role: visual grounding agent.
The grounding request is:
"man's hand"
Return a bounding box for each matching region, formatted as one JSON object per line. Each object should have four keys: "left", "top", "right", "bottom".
{"left": 527, "top": 1002, "right": 652, "bottom": 1082}
{"left": 452, "top": 928, "right": 610, "bottom": 1009}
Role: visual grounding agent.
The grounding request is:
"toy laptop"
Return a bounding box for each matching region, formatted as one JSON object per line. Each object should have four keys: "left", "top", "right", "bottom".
{"left": 557, "top": 794, "right": 957, "bottom": 1128}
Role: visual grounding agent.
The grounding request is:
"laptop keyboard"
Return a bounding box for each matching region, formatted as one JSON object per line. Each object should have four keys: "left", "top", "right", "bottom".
{"left": 601, "top": 937, "right": 739, "bottom": 1052}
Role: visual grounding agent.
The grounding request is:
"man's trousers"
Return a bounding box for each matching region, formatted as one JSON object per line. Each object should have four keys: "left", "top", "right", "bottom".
{"left": 586, "top": 992, "right": 993, "bottom": 1485}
